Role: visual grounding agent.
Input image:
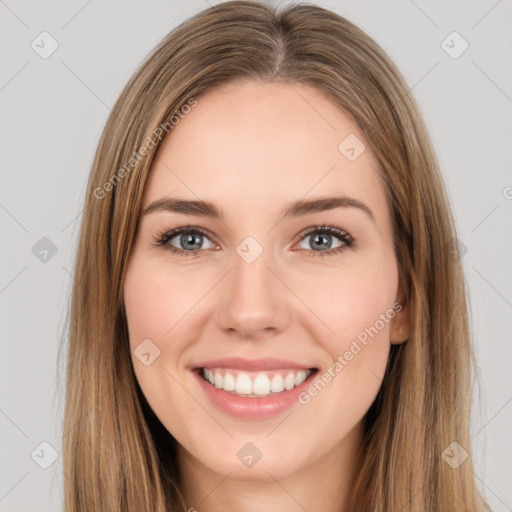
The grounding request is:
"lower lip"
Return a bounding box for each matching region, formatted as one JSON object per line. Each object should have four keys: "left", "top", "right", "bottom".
{"left": 192, "top": 369, "right": 318, "bottom": 420}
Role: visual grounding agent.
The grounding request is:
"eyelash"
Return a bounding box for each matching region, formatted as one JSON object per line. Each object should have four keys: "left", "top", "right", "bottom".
{"left": 152, "top": 224, "right": 355, "bottom": 259}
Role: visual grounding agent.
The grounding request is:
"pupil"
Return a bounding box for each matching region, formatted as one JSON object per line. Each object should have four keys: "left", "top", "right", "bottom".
{"left": 311, "top": 233, "right": 330, "bottom": 250}
{"left": 182, "top": 233, "right": 202, "bottom": 250}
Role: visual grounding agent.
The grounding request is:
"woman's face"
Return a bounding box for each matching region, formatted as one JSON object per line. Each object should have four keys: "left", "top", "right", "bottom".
{"left": 123, "top": 80, "right": 408, "bottom": 482}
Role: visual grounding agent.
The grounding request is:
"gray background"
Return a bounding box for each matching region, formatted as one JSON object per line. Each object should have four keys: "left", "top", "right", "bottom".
{"left": 1, "top": 0, "right": 511, "bottom": 510}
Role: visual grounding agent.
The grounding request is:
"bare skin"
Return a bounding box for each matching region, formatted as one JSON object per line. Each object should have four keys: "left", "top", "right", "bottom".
{"left": 123, "top": 80, "right": 409, "bottom": 512}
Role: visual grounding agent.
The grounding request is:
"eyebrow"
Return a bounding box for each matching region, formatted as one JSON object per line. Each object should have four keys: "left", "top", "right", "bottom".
{"left": 143, "top": 195, "right": 374, "bottom": 223}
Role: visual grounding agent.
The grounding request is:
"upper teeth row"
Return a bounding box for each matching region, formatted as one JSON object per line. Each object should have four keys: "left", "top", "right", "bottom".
{"left": 202, "top": 368, "right": 312, "bottom": 396}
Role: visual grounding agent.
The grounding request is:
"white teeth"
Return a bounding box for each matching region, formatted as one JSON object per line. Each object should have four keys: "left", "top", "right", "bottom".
{"left": 202, "top": 368, "right": 313, "bottom": 397}
{"left": 284, "top": 372, "right": 295, "bottom": 390}
{"left": 223, "top": 372, "right": 235, "bottom": 391}
{"left": 295, "top": 370, "right": 307, "bottom": 386}
{"left": 235, "top": 373, "right": 253, "bottom": 394}
{"left": 270, "top": 374, "right": 284, "bottom": 393}
{"left": 253, "top": 374, "right": 271, "bottom": 395}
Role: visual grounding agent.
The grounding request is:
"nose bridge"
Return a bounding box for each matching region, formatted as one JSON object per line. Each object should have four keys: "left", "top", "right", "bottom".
{"left": 215, "top": 234, "right": 290, "bottom": 337}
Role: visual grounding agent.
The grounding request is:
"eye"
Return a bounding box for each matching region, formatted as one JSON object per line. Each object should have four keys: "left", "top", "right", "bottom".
{"left": 296, "top": 225, "right": 354, "bottom": 258}
{"left": 153, "top": 226, "right": 215, "bottom": 257}
{"left": 153, "top": 224, "right": 355, "bottom": 258}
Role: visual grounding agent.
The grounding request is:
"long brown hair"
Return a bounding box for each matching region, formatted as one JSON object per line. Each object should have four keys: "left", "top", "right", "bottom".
{"left": 59, "top": 1, "right": 491, "bottom": 510}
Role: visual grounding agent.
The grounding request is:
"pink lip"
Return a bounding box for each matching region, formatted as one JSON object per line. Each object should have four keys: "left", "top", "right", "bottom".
{"left": 192, "top": 356, "right": 315, "bottom": 372}
{"left": 191, "top": 367, "right": 318, "bottom": 420}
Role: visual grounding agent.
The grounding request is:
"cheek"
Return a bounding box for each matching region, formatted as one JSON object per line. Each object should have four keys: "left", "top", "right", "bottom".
{"left": 304, "top": 255, "right": 399, "bottom": 346}
{"left": 297, "top": 254, "right": 398, "bottom": 417}
{"left": 123, "top": 261, "right": 202, "bottom": 428}
{"left": 123, "top": 260, "right": 218, "bottom": 414}
{"left": 124, "top": 261, "right": 206, "bottom": 348}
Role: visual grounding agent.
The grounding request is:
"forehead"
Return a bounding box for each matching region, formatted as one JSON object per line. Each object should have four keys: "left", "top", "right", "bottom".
{"left": 143, "top": 80, "right": 385, "bottom": 217}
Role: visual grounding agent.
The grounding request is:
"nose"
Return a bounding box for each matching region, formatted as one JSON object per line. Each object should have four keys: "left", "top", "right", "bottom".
{"left": 215, "top": 242, "right": 291, "bottom": 340}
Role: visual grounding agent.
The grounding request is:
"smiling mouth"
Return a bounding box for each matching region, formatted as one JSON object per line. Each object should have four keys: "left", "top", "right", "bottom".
{"left": 196, "top": 367, "right": 319, "bottom": 398}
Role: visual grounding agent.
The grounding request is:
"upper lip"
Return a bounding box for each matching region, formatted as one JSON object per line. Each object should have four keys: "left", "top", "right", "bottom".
{"left": 192, "top": 357, "right": 316, "bottom": 372}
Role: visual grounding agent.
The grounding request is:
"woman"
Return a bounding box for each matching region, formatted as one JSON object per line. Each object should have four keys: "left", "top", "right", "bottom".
{"left": 61, "top": 1, "right": 492, "bottom": 510}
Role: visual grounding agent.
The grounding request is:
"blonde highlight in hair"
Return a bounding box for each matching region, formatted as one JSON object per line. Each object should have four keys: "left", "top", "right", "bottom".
{"left": 60, "top": 1, "right": 491, "bottom": 510}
